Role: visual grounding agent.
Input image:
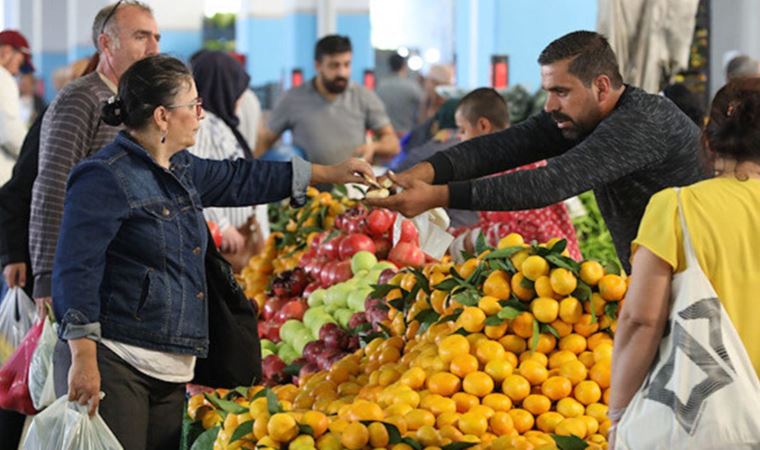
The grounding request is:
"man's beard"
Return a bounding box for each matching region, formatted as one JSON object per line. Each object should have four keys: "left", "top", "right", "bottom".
{"left": 323, "top": 76, "right": 348, "bottom": 94}
{"left": 551, "top": 112, "right": 590, "bottom": 140}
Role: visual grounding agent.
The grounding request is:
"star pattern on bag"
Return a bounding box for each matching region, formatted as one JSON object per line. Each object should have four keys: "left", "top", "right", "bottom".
{"left": 644, "top": 297, "right": 736, "bottom": 435}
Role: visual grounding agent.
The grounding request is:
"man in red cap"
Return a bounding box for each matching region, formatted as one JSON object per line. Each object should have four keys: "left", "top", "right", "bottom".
{"left": 0, "top": 30, "right": 33, "bottom": 182}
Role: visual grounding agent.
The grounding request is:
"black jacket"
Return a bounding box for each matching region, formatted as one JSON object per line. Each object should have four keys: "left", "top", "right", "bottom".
{"left": 0, "top": 110, "right": 43, "bottom": 296}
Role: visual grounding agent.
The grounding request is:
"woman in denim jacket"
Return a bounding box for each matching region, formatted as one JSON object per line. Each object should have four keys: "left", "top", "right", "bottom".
{"left": 51, "top": 54, "right": 373, "bottom": 449}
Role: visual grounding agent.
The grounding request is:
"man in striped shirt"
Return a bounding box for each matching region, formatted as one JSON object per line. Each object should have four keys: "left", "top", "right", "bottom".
{"left": 29, "top": 1, "right": 160, "bottom": 313}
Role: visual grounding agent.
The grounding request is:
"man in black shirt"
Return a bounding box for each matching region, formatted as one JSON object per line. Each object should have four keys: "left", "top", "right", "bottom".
{"left": 369, "top": 31, "right": 705, "bottom": 271}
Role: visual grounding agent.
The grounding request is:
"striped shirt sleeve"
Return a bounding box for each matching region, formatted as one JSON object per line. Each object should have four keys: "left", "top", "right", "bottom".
{"left": 29, "top": 78, "right": 116, "bottom": 297}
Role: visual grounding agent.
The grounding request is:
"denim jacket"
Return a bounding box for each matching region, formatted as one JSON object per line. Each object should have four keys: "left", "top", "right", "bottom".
{"left": 53, "top": 131, "right": 311, "bottom": 356}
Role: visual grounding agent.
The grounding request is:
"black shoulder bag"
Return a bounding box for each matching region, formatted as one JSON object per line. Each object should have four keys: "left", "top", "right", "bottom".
{"left": 192, "top": 228, "right": 262, "bottom": 387}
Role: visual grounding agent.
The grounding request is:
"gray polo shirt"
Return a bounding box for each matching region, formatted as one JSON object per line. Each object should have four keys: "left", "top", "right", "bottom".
{"left": 376, "top": 74, "right": 423, "bottom": 134}
{"left": 268, "top": 79, "right": 390, "bottom": 164}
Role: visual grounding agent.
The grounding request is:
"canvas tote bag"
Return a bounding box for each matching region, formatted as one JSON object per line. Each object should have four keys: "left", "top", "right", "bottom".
{"left": 616, "top": 189, "right": 760, "bottom": 449}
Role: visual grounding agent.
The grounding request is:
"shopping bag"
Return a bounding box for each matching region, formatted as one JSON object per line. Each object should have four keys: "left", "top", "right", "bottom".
{"left": 616, "top": 191, "right": 760, "bottom": 450}
{"left": 193, "top": 226, "right": 262, "bottom": 388}
{"left": 28, "top": 316, "right": 57, "bottom": 410}
{"left": 0, "top": 287, "right": 36, "bottom": 364}
{"left": 0, "top": 317, "right": 43, "bottom": 414}
{"left": 23, "top": 395, "right": 123, "bottom": 450}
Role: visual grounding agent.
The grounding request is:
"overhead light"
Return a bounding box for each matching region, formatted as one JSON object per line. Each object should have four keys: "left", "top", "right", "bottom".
{"left": 424, "top": 48, "right": 441, "bottom": 64}
{"left": 397, "top": 47, "right": 410, "bottom": 57}
{"left": 407, "top": 55, "right": 424, "bottom": 71}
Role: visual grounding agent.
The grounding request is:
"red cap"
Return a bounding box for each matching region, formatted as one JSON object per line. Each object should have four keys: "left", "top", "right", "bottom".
{"left": 0, "top": 30, "right": 34, "bottom": 72}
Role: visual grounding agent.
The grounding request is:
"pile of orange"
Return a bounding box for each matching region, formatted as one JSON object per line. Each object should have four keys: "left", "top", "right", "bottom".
{"left": 191, "top": 233, "right": 626, "bottom": 450}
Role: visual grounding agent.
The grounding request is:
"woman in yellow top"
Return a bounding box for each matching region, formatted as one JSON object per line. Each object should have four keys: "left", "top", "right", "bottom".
{"left": 608, "top": 77, "right": 760, "bottom": 443}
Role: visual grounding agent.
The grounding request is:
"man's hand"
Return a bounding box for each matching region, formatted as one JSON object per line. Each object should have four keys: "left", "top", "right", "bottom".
{"left": 353, "top": 142, "right": 376, "bottom": 163}
{"left": 377, "top": 162, "right": 436, "bottom": 189}
{"left": 3, "top": 262, "right": 26, "bottom": 288}
{"left": 221, "top": 225, "right": 245, "bottom": 253}
{"left": 34, "top": 296, "right": 51, "bottom": 318}
{"left": 366, "top": 172, "right": 449, "bottom": 217}
{"left": 68, "top": 338, "right": 101, "bottom": 417}
{"left": 312, "top": 158, "right": 376, "bottom": 186}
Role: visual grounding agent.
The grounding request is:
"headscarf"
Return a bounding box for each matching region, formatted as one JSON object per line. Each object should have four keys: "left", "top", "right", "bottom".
{"left": 191, "top": 50, "right": 252, "bottom": 157}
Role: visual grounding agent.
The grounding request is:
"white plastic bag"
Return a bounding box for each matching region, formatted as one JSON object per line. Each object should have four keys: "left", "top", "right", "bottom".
{"left": 23, "top": 395, "right": 123, "bottom": 450}
{"left": 616, "top": 191, "right": 760, "bottom": 450}
{"left": 392, "top": 209, "right": 454, "bottom": 260}
{"left": 28, "top": 316, "right": 57, "bottom": 410}
{"left": 0, "top": 287, "right": 35, "bottom": 364}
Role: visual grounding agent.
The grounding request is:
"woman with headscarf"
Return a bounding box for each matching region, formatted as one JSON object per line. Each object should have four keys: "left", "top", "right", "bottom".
{"left": 188, "top": 50, "right": 266, "bottom": 270}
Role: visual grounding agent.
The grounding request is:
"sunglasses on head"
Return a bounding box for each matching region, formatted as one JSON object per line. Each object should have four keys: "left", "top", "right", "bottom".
{"left": 101, "top": 0, "right": 124, "bottom": 35}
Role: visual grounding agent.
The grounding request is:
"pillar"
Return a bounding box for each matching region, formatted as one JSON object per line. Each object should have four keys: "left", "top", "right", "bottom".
{"left": 334, "top": 0, "right": 371, "bottom": 83}
{"left": 39, "top": 0, "right": 68, "bottom": 100}
{"left": 68, "top": 0, "right": 104, "bottom": 62}
{"left": 710, "top": 0, "right": 760, "bottom": 96}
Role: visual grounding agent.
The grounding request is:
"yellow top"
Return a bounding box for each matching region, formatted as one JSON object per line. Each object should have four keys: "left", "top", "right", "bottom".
{"left": 633, "top": 177, "right": 760, "bottom": 375}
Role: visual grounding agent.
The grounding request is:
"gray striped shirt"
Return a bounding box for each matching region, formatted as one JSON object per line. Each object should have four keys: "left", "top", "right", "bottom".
{"left": 30, "top": 72, "right": 119, "bottom": 297}
{"left": 428, "top": 86, "right": 706, "bottom": 271}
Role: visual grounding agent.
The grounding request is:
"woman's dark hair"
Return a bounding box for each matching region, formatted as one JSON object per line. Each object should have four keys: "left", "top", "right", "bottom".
{"left": 703, "top": 77, "right": 760, "bottom": 164}
{"left": 101, "top": 54, "right": 192, "bottom": 128}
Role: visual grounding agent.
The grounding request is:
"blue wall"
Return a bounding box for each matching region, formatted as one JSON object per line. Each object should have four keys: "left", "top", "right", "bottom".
{"left": 337, "top": 13, "right": 372, "bottom": 83}
{"left": 455, "top": 0, "right": 597, "bottom": 91}
{"left": 40, "top": 51, "right": 68, "bottom": 102}
{"left": 238, "top": 13, "right": 317, "bottom": 87}
{"left": 158, "top": 29, "right": 203, "bottom": 63}
{"left": 70, "top": 45, "right": 95, "bottom": 61}
{"left": 496, "top": 0, "right": 597, "bottom": 91}
{"left": 293, "top": 13, "right": 317, "bottom": 82}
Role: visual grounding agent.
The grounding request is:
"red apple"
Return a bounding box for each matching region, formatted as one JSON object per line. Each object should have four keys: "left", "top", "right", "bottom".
{"left": 323, "top": 327, "right": 349, "bottom": 350}
{"left": 304, "top": 257, "right": 324, "bottom": 279}
{"left": 257, "top": 321, "right": 268, "bottom": 339}
{"left": 378, "top": 268, "right": 397, "bottom": 285}
{"left": 338, "top": 233, "right": 376, "bottom": 260}
{"left": 316, "top": 349, "right": 341, "bottom": 371}
{"left": 333, "top": 260, "right": 353, "bottom": 283}
{"left": 399, "top": 219, "right": 419, "bottom": 245}
{"left": 262, "top": 354, "right": 286, "bottom": 380}
{"left": 303, "top": 281, "right": 321, "bottom": 297}
{"left": 302, "top": 339, "right": 326, "bottom": 364}
{"left": 318, "top": 236, "right": 342, "bottom": 259}
{"left": 320, "top": 260, "right": 338, "bottom": 287}
{"left": 367, "top": 209, "right": 394, "bottom": 236}
{"left": 373, "top": 237, "right": 392, "bottom": 260}
{"left": 263, "top": 297, "right": 289, "bottom": 321}
{"left": 346, "top": 335, "right": 360, "bottom": 351}
{"left": 276, "top": 299, "right": 307, "bottom": 322}
{"left": 267, "top": 323, "right": 282, "bottom": 341}
{"left": 348, "top": 312, "right": 368, "bottom": 329}
{"left": 389, "top": 242, "right": 425, "bottom": 268}
{"left": 319, "top": 323, "right": 341, "bottom": 341}
{"left": 299, "top": 362, "right": 320, "bottom": 380}
{"left": 309, "top": 231, "right": 326, "bottom": 250}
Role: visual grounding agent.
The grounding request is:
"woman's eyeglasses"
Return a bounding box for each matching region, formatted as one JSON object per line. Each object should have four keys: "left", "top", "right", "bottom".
{"left": 165, "top": 98, "right": 204, "bottom": 118}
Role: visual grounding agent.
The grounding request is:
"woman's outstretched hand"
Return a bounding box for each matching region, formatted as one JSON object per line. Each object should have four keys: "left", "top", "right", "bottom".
{"left": 312, "top": 158, "right": 376, "bottom": 186}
